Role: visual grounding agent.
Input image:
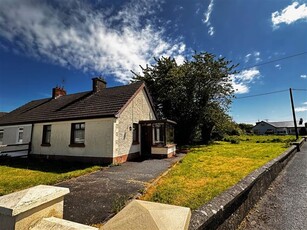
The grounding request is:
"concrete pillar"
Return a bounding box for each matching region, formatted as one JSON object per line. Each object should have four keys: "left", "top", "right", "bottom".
{"left": 0, "top": 185, "right": 69, "bottom": 230}
{"left": 103, "top": 200, "right": 191, "bottom": 230}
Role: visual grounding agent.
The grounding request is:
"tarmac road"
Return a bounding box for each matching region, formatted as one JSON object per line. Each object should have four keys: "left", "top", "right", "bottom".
{"left": 238, "top": 142, "right": 307, "bottom": 230}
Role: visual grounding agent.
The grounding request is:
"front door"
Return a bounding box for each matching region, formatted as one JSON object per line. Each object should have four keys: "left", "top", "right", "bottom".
{"left": 141, "top": 125, "right": 152, "bottom": 158}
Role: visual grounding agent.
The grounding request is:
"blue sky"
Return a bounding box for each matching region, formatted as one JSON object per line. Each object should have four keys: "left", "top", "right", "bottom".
{"left": 0, "top": 0, "right": 306, "bottom": 124}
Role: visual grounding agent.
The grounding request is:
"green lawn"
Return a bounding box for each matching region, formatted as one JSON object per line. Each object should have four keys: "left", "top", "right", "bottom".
{"left": 141, "top": 135, "right": 296, "bottom": 210}
{"left": 0, "top": 158, "right": 101, "bottom": 196}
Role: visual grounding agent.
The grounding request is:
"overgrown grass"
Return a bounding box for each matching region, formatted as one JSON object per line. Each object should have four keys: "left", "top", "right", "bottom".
{"left": 141, "top": 135, "right": 297, "bottom": 210}
{"left": 0, "top": 158, "right": 101, "bottom": 196}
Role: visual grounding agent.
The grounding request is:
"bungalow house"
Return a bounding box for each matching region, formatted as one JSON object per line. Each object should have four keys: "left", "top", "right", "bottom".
{"left": 0, "top": 78, "right": 176, "bottom": 163}
{"left": 252, "top": 120, "right": 306, "bottom": 135}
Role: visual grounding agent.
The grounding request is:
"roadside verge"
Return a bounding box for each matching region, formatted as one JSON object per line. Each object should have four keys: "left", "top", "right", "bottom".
{"left": 189, "top": 138, "right": 305, "bottom": 230}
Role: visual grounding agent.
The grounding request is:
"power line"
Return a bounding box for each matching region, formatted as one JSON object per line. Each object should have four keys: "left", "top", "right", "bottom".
{"left": 293, "top": 89, "right": 307, "bottom": 92}
{"left": 235, "top": 89, "right": 288, "bottom": 99}
{"left": 235, "top": 88, "right": 307, "bottom": 99}
{"left": 237, "top": 51, "right": 307, "bottom": 71}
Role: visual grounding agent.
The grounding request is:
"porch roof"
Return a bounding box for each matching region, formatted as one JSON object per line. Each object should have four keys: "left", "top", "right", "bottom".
{"left": 139, "top": 119, "right": 177, "bottom": 125}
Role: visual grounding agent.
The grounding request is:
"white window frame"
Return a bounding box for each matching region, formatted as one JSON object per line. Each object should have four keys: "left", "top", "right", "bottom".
{"left": 17, "top": 128, "right": 24, "bottom": 143}
{"left": 0, "top": 129, "right": 3, "bottom": 145}
{"left": 71, "top": 122, "right": 85, "bottom": 145}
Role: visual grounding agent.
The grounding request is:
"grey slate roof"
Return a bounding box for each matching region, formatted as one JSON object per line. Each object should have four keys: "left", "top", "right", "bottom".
{"left": 0, "top": 81, "right": 147, "bottom": 126}
{"left": 266, "top": 121, "right": 305, "bottom": 128}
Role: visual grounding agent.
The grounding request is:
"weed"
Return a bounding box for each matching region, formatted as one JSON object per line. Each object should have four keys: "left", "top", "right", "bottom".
{"left": 109, "top": 162, "right": 122, "bottom": 167}
{"left": 111, "top": 194, "right": 128, "bottom": 214}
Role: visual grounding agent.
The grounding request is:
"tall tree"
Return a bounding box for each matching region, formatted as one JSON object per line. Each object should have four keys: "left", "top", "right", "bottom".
{"left": 132, "top": 52, "right": 238, "bottom": 144}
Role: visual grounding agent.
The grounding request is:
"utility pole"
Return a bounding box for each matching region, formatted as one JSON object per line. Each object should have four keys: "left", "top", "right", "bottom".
{"left": 289, "top": 88, "right": 299, "bottom": 140}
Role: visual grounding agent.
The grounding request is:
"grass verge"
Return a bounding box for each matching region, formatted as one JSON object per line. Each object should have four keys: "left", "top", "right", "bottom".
{"left": 141, "top": 135, "right": 296, "bottom": 210}
{"left": 0, "top": 158, "right": 101, "bottom": 196}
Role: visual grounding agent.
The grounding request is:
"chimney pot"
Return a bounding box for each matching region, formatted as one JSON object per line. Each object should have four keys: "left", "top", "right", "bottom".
{"left": 92, "top": 77, "right": 107, "bottom": 92}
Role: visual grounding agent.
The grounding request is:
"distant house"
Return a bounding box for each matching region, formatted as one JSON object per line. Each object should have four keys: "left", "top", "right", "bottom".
{"left": 0, "top": 78, "right": 176, "bottom": 163}
{"left": 252, "top": 121, "right": 306, "bottom": 135}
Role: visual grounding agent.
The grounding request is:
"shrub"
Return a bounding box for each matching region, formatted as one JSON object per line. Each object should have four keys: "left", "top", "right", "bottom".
{"left": 230, "top": 139, "right": 240, "bottom": 144}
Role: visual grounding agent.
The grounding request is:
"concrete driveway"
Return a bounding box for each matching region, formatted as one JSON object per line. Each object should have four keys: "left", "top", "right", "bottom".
{"left": 57, "top": 155, "right": 184, "bottom": 225}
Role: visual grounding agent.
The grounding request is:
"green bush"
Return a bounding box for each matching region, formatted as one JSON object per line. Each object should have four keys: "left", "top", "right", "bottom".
{"left": 223, "top": 136, "right": 240, "bottom": 144}
{"left": 230, "top": 139, "right": 240, "bottom": 144}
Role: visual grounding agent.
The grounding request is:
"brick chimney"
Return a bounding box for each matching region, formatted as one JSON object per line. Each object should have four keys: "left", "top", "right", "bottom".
{"left": 52, "top": 86, "right": 66, "bottom": 99}
{"left": 92, "top": 77, "right": 107, "bottom": 92}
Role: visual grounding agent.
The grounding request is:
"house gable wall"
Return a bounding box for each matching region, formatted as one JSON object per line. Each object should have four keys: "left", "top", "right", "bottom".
{"left": 252, "top": 122, "right": 276, "bottom": 135}
{"left": 31, "top": 118, "right": 115, "bottom": 159}
{"left": 115, "top": 88, "right": 156, "bottom": 159}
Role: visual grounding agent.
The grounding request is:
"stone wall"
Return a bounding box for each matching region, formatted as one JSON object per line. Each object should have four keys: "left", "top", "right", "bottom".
{"left": 189, "top": 140, "right": 305, "bottom": 230}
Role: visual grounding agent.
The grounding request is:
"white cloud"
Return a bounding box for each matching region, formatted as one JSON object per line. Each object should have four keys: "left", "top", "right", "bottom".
{"left": 301, "top": 74, "right": 307, "bottom": 78}
{"left": 0, "top": 0, "right": 186, "bottom": 83}
{"left": 295, "top": 106, "right": 307, "bottom": 112}
{"left": 275, "top": 64, "right": 281, "bottom": 69}
{"left": 232, "top": 81, "right": 249, "bottom": 94}
{"left": 203, "top": 0, "right": 215, "bottom": 36}
{"left": 203, "top": 0, "right": 214, "bottom": 24}
{"left": 208, "top": 26, "right": 215, "bottom": 36}
{"left": 303, "top": 102, "right": 307, "bottom": 105}
{"left": 174, "top": 55, "right": 185, "bottom": 65}
{"left": 244, "top": 53, "right": 251, "bottom": 63}
{"left": 230, "top": 67, "right": 261, "bottom": 94}
{"left": 253, "top": 51, "right": 261, "bottom": 63}
{"left": 244, "top": 51, "right": 261, "bottom": 63}
{"left": 235, "top": 68, "right": 261, "bottom": 82}
{"left": 272, "top": 2, "right": 307, "bottom": 28}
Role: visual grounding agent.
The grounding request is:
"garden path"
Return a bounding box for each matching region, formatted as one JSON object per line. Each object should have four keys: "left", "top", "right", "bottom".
{"left": 57, "top": 154, "right": 184, "bottom": 225}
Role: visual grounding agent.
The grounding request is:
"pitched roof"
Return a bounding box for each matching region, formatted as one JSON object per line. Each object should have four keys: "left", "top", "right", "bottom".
{"left": 256, "top": 121, "right": 305, "bottom": 128}
{"left": 267, "top": 121, "right": 305, "bottom": 128}
{"left": 0, "top": 81, "right": 149, "bottom": 126}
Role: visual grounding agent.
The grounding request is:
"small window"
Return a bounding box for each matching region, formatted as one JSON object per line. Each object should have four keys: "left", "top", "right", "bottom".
{"left": 42, "top": 125, "right": 51, "bottom": 145}
{"left": 70, "top": 123, "right": 85, "bottom": 146}
{"left": 17, "top": 128, "right": 23, "bottom": 143}
{"left": 132, "top": 123, "right": 139, "bottom": 144}
{"left": 0, "top": 129, "right": 3, "bottom": 145}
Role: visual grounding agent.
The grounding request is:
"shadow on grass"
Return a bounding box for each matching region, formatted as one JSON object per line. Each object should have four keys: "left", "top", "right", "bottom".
{"left": 0, "top": 157, "right": 102, "bottom": 174}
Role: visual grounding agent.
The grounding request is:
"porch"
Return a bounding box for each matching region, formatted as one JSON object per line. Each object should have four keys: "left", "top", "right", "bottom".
{"left": 139, "top": 119, "right": 176, "bottom": 159}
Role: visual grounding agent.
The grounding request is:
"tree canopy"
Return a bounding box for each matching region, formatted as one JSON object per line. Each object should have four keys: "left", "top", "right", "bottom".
{"left": 132, "top": 51, "right": 238, "bottom": 144}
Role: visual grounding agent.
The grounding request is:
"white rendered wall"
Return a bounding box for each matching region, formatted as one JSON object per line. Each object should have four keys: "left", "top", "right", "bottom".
{"left": 115, "top": 89, "right": 156, "bottom": 157}
{"left": 31, "top": 118, "right": 115, "bottom": 158}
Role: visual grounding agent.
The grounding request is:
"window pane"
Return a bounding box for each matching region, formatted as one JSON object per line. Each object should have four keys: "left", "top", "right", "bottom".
{"left": 72, "top": 123, "right": 85, "bottom": 144}
{"left": 46, "top": 131, "right": 51, "bottom": 143}
{"left": 153, "top": 123, "right": 164, "bottom": 145}
{"left": 42, "top": 125, "right": 51, "bottom": 144}
{"left": 166, "top": 124, "right": 174, "bottom": 144}
{"left": 18, "top": 128, "right": 23, "bottom": 143}
{"left": 0, "top": 130, "right": 3, "bottom": 144}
